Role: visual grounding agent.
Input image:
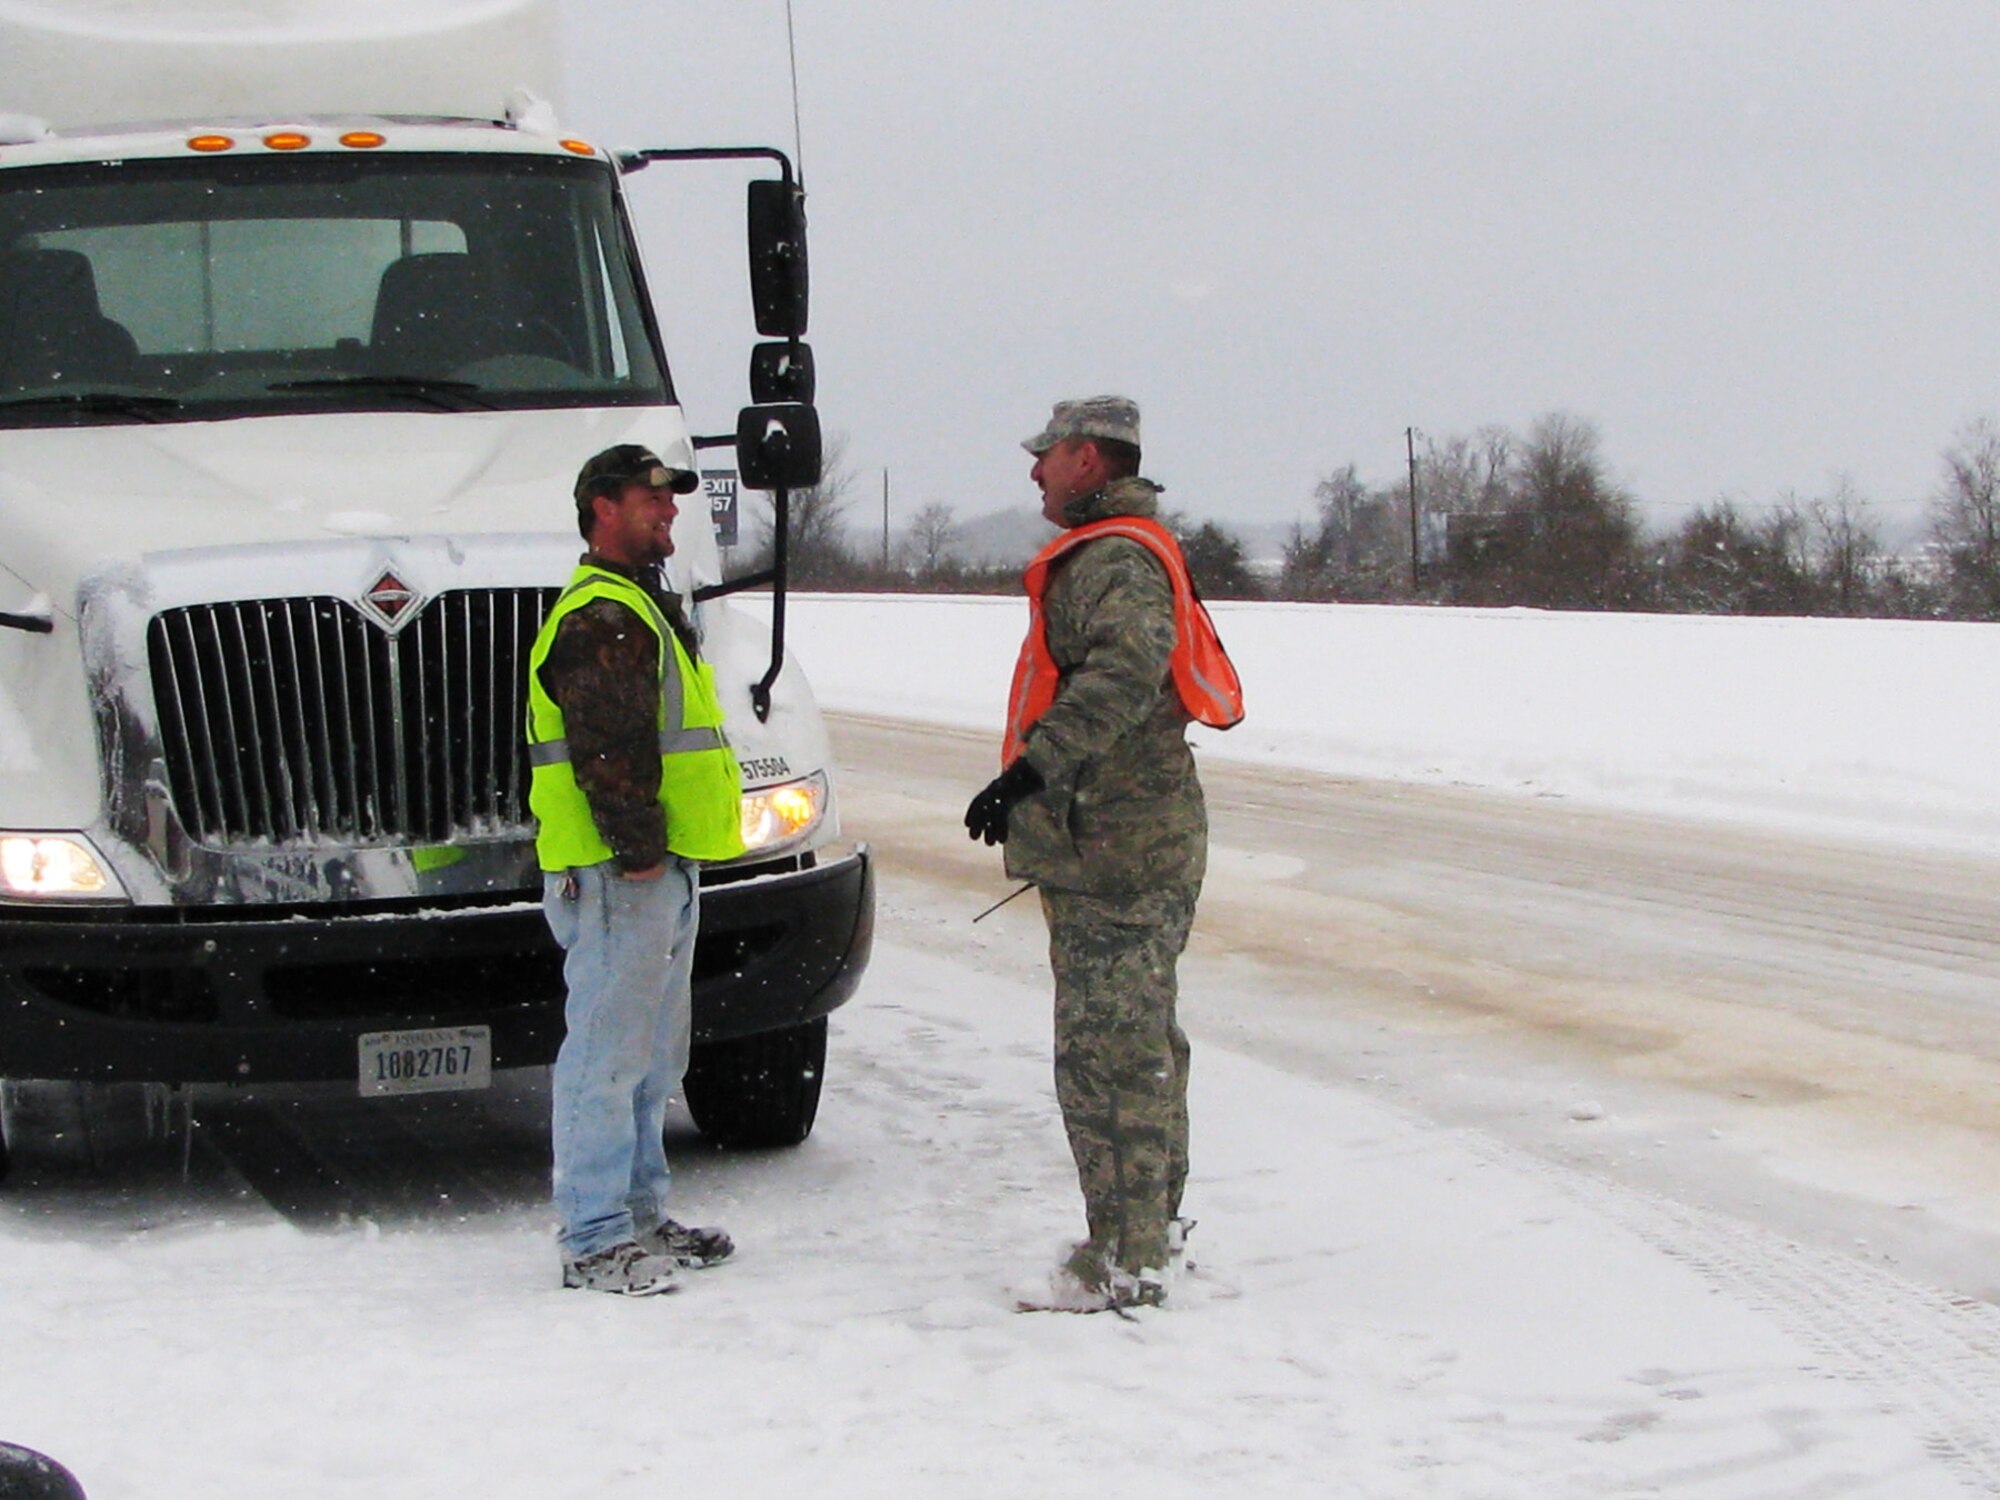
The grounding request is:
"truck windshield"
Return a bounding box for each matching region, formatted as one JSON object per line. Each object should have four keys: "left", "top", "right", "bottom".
{"left": 0, "top": 151, "right": 672, "bottom": 423}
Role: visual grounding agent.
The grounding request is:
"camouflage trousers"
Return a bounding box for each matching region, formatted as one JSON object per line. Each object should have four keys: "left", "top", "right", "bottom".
{"left": 1041, "top": 881, "right": 1198, "bottom": 1277}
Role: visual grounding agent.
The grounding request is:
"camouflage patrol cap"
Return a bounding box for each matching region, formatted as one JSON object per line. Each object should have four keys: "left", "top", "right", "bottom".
{"left": 573, "top": 443, "right": 700, "bottom": 502}
{"left": 1022, "top": 395, "right": 1141, "bottom": 455}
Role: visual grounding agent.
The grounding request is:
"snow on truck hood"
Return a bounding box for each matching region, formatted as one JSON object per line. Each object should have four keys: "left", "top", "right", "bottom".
{"left": 0, "top": 407, "right": 707, "bottom": 613}
{"left": 0, "top": 0, "right": 563, "bottom": 130}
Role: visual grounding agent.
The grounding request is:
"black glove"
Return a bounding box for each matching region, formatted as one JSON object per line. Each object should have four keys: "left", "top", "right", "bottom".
{"left": 964, "top": 760, "right": 1045, "bottom": 846}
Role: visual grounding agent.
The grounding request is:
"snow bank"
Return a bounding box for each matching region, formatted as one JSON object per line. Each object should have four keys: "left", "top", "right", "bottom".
{"left": 781, "top": 594, "right": 2000, "bottom": 851}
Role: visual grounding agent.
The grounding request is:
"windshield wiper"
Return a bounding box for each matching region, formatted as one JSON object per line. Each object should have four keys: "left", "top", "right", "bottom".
{"left": 0, "top": 391, "right": 181, "bottom": 422}
{"left": 270, "top": 374, "right": 495, "bottom": 411}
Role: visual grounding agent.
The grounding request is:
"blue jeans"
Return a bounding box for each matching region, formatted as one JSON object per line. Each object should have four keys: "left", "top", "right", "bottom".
{"left": 544, "top": 857, "right": 699, "bottom": 1260}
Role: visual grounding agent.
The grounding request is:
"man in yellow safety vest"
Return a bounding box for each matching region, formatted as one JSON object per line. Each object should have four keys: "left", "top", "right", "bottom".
{"left": 526, "top": 444, "right": 745, "bottom": 1296}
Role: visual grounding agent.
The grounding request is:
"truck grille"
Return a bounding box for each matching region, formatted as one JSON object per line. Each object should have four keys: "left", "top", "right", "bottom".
{"left": 146, "top": 589, "right": 555, "bottom": 846}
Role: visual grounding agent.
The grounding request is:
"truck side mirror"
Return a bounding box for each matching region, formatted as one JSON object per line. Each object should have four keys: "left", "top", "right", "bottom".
{"left": 750, "top": 341, "right": 815, "bottom": 405}
{"left": 736, "top": 402, "right": 822, "bottom": 491}
{"left": 747, "top": 178, "right": 809, "bottom": 338}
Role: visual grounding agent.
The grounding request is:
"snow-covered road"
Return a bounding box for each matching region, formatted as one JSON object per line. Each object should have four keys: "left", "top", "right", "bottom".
{"left": 835, "top": 713, "right": 2000, "bottom": 1291}
{"left": 5, "top": 839, "right": 1999, "bottom": 1498}
{"left": 6, "top": 717, "right": 2000, "bottom": 1497}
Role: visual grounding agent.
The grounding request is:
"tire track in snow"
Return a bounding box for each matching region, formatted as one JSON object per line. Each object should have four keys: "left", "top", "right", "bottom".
{"left": 1466, "top": 1130, "right": 2000, "bottom": 1496}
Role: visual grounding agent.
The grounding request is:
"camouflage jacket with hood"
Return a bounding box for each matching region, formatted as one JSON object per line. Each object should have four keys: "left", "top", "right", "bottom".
{"left": 1004, "top": 477, "right": 1207, "bottom": 896}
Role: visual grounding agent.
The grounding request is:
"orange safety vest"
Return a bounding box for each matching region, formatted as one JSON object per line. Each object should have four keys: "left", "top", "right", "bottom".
{"left": 1003, "top": 515, "right": 1245, "bottom": 766}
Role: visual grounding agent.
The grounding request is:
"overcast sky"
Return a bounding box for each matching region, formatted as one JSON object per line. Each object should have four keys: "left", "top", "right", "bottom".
{"left": 557, "top": 1, "right": 2000, "bottom": 539}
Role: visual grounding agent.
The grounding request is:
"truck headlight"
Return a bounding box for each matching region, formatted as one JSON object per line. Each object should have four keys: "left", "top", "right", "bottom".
{"left": 739, "top": 771, "right": 828, "bottom": 857}
{"left": 0, "top": 834, "right": 128, "bottom": 901}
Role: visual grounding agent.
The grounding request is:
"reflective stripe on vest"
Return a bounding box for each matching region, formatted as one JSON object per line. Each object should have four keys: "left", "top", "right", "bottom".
{"left": 1003, "top": 516, "right": 1246, "bottom": 766}
{"left": 526, "top": 724, "right": 728, "bottom": 767}
{"left": 525, "top": 565, "right": 746, "bottom": 868}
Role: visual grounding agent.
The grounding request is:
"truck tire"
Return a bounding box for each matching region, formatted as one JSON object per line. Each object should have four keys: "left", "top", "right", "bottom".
{"left": 682, "top": 1016, "right": 827, "bottom": 1148}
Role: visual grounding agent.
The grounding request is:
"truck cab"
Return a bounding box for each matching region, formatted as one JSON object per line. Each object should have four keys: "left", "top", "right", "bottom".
{"left": 0, "top": 6, "right": 872, "bottom": 1170}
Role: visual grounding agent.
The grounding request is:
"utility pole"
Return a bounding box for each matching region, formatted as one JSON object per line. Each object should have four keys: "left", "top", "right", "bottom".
{"left": 881, "top": 467, "right": 890, "bottom": 573}
{"left": 1406, "top": 426, "right": 1421, "bottom": 594}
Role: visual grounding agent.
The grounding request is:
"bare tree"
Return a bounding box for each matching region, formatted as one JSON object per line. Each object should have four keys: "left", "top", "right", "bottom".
{"left": 746, "top": 431, "right": 856, "bottom": 587}
{"left": 904, "top": 501, "right": 961, "bottom": 577}
{"left": 1803, "top": 477, "right": 1882, "bottom": 616}
{"left": 1277, "top": 518, "right": 1324, "bottom": 599}
{"left": 1421, "top": 426, "right": 1514, "bottom": 515}
{"left": 1930, "top": 417, "right": 2000, "bottom": 617}
{"left": 1764, "top": 491, "right": 1815, "bottom": 581}
{"left": 1283, "top": 463, "right": 1406, "bottom": 599}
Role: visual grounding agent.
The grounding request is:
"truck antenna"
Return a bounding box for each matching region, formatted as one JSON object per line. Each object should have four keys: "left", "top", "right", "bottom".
{"left": 785, "top": 0, "right": 806, "bottom": 183}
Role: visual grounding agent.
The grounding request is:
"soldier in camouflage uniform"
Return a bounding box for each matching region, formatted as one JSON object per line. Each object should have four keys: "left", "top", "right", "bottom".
{"left": 965, "top": 396, "right": 1209, "bottom": 1311}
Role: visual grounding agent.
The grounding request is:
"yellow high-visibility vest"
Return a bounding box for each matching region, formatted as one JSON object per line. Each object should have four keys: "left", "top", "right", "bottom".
{"left": 525, "top": 564, "right": 745, "bottom": 868}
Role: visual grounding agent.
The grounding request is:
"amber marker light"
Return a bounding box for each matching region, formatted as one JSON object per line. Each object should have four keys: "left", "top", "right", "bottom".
{"left": 187, "top": 134, "right": 235, "bottom": 153}
{"left": 339, "top": 131, "right": 387, "bottom": 149}
{"left": 262, "top": 131, "right": 311, "bottom": 151}
{"left": 559, "top": 138, "right": 597, "bottom": 156}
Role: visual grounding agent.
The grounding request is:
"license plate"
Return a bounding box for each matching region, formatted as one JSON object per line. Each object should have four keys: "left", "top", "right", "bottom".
{"left": 358, "top": 1025, "right": 492, "bottom": 1098}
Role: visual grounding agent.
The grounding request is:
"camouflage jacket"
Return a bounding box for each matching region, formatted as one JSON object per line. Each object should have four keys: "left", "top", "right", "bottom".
{"left": 535, "top": 553, "right": 702, "bottom": 872}
{"left": 1004, "top": 477, "right": 1207, "bottom": 896}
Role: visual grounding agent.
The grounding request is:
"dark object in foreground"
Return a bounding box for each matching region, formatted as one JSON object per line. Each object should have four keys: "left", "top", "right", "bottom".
{"left": 0, "top": 1443, "right": 86, "bottom": 1500}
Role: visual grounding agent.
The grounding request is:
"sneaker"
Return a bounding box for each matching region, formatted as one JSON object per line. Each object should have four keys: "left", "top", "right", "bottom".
{"left": 562, "top": 1241, "right": 678, "bottom": 1296}
{"left": 637, "top": 1217, "right": 734, "bottom": 1270}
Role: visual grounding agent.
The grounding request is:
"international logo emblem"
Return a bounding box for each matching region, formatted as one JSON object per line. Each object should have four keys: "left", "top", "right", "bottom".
{"left": 358, "top": 567, "right": 420, "bottom": 632}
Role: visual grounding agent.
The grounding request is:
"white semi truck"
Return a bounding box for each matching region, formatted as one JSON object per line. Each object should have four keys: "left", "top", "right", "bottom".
{"left": 0, "top": 0, "right": 873, "bottom": 1175}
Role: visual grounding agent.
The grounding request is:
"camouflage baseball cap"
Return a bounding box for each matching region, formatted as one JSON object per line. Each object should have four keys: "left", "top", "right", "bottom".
{"left": 573, "top": 443, "right": 700, "bottom": 501}
{"left": 1021, "top": 395, "right": 1141, "bottom": 455}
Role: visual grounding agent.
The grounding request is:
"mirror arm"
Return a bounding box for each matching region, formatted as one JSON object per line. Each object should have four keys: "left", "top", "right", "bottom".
{"left": 752, "top": 486, "right": 790, "bottom": 721}
{"left": 687, "top": 488, "right": 789, "bottom": 724}
{"left": 618, "top": 145, "right": 797, "bottom": 190}
{"left": 0, "top": 611, "right": 52, "bottom": 635}
{"left": 693, "top": 571, "right": 774, "bottom": 602}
